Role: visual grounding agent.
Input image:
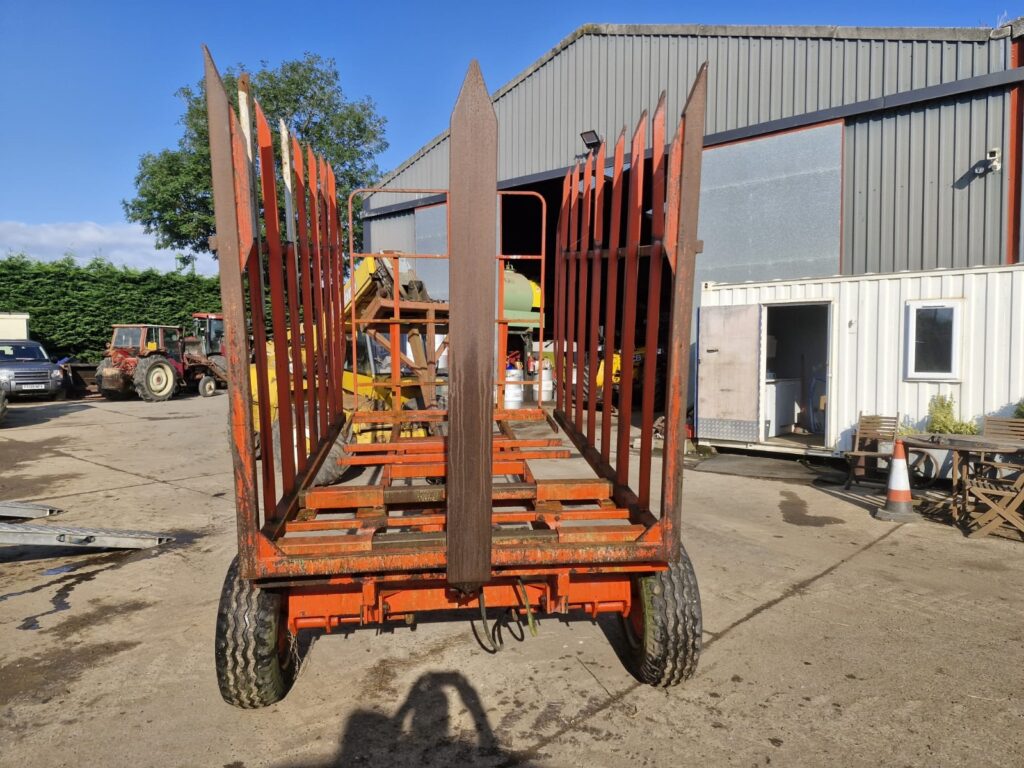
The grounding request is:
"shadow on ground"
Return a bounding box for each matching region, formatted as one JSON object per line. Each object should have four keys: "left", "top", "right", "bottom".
{"left": 0, "top": 400, "right": 93, "bottom": 428}
{"left": 277, "top": 671, "right": 536, "bottom": 768}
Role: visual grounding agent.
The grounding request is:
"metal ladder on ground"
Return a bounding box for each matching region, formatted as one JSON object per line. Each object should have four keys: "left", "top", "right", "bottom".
{"left": 0, "top": 501, "right": 173, "bottom": 550}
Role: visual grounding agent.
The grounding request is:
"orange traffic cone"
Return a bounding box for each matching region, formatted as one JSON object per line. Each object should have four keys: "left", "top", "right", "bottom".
{"left": 874, "top": 438, "right": 919, "bottom": 522}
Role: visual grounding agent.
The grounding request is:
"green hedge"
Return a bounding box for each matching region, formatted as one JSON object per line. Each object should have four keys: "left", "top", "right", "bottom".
{"left": 0, "top": 254, "right": 221, "bottom": 362}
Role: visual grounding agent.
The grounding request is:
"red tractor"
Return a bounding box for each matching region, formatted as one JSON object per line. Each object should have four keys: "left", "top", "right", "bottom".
{"left": 95, "top": 314, "right": 228, "bottom": 402}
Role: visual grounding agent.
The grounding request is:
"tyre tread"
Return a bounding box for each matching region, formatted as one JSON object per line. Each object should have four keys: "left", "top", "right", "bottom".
{"left": 631, "top": 546, "right": 702, "bottom": 687}
{"left": 214, "top": 556, "right": 295, "bottom": 708}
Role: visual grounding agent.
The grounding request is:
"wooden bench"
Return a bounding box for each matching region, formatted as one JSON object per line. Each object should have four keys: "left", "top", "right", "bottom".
{"left": 844, "top": 412, "right": 899, "bottom": 490}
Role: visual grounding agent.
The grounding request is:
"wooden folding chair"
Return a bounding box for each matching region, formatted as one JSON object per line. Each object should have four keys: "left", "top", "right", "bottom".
{"left": 963, "top": 471, "right": 1024, "bottom": 538}
{"left": 844, "top": 412, "right": 899, "bottom": 490}
{"left": 973, "top": 417, "right": 1024, "bottom": 479}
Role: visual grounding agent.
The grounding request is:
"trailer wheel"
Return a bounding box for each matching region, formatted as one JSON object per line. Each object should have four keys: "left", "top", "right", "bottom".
{"left": 621, "top": 545, "right": 702, "bottom": 686}
{"left": 214, "top": 556, "right": 297, "bottom": 708}
{"left": 198, "top": 375, "right": 217, "bottom": 397}
{"left": 133, "top": 356, "right": 176, "bottom": 402}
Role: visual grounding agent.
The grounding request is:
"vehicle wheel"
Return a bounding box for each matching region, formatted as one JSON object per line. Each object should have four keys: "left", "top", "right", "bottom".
{"left": 214, "top": 556, "right": 297, "bottom": 708}
{"left": 580, "top": 364, "right": 600, "bottom": 406}
{"left": 133, "top": 356, "right": 177, "bottom": 402}
{"left": 95, "top": 359, "right": 126, "bottom": 400}
{"left": 269, "top": 415, "right": 347, "bottom": 486}
{"left": 209, "top": 354, "right": 228, "bottom": 375}
{"left": 906, "top": 449, "right": 938, "bottom": 489}
{"left": 0, "top": 390, "right": 7, "bottom": 425}
{"left": 620, "top": 545, "right": 702, "bottom": 686}
{"left": 198, "top": 375, "right": 217, "bottom": 397}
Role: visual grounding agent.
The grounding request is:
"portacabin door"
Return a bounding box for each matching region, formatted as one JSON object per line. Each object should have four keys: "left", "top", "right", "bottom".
{"left": 696, "top": 304, "right": 762, "bottom": 442}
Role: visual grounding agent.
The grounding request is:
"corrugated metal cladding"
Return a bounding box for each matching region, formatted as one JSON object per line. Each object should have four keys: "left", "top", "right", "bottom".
{"left": 363, "top": 213, "right": 414, "bottom": 253}
{"left": 700, "top": 265, "right": 1024, "bottom": 452}
{"left": 369, "top": 25, "right": 1009, "bottom": 211}
{"left": 843, "top": 89, "right": 1010, "bottom": 274}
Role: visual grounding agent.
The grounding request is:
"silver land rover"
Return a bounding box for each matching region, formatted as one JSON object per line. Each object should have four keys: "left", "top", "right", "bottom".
{"left": 0, "top": 339, "right": 65, "bottom": 399}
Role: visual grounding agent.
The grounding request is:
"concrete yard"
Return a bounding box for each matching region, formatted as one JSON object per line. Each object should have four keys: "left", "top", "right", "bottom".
{"left": 1, "top": 395, "right": 1023, "bottom": 768}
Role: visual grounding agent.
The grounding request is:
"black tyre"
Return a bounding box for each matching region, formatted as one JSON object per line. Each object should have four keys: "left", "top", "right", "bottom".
{"left": 0, "top": 389, "right": 7, "bottom": 425}
{"left": 621, "top": 545, "right": 702, "bottom": 686}
{"left": 269, "top": 414, "right": 348, "bottom": 486}
{"left": 95, "top": 358, "right": 124, "bottom": 400}
{"left": 133, "top": 356, "right": 176, "bottom": 402}
{"left": 198, "top": 375, "right": 217, "bottom": 397}
{"left": 906, "top": 448, "right": 938, "bottom": 489}
{"left": 214, "top": 556, "right": 297, "bottom": 708}
{"left": 209, "top": 354, "right": 228, "bottom": 375}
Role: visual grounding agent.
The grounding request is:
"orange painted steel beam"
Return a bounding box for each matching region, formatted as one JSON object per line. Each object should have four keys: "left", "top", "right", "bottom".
{"left": 253, "top": 539, "right": 666, "bottom": 579}
{"left": 339, "top": 449, "right": 571, "bottom": 466}
{"left": 351, "top": 408, "right": 546, "bottom": 424}
{"left": 534, "top": 478, "right": 611, "bottom": 501}
{"left": 286, "top": 574, "right": 632, "bottom": 632}
{"left": 284, "top": 507, "right": 632, "bottom": 534}
{"left": 390, "top": 459, "right": 526, "bottom": 479}
{"left": 342, "top": 437, "right": 563, "bottom": 454}
{"left": 556, "top": 525, "right": 645, "bottom": 544}
{"left": 300, "top": 477, "right": 615, "bottom": 512}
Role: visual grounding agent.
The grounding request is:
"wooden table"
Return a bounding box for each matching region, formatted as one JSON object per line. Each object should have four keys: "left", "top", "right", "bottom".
{"left": 902, "top": 434, "right": 1024, "bottom": 520}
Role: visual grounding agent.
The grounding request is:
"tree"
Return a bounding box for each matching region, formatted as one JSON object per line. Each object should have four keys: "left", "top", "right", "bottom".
{"left": 124, "top": 53, "right": 387, "bottom": 263}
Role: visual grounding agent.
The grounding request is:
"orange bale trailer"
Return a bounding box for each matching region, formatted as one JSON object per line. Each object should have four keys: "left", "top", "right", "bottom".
{"left": 204, "top": 46, "right": 708, "bottom": 707}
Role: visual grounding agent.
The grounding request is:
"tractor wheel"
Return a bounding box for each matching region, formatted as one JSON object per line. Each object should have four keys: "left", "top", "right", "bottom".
{"left": 133, "top": 356, "right": 176, "bottom": 402}
{"left": 621, "top": 545, "right": 702, "bottom": 686}
{"left": 214, "top": 556, "right": 297, "bottom": 709}
{"left": 198, "top": 375, "right": 217, "bottom": 398}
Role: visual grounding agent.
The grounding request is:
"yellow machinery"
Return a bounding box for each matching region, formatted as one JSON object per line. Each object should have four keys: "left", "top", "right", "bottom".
{"left": 254, "top": 255, "right": 542, "bottom": 445}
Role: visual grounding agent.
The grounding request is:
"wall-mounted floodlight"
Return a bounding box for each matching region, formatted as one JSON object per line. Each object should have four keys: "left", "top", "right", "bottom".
{"left": 580, "top": 129, "right": 602, "bottom": 150}
{"left": 975, "top": 147, "right": 1002, "bottom": 175}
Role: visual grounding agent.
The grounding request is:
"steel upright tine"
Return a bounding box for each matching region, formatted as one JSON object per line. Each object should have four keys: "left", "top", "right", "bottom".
{"left": 237, "top": 76, "right": 260, "bottom": 237}
{"left": 280, "top": 119, "right": 296, "bottom": 243}
{"left": 615, "top": 110, "right": 647, "bottom": 488}
{"left": 202, "top": 46, "right": 260, "bottom": 568}
{"left": 664, "top": 119, "right": 684, "bottom": 272}
{"left": 593, "top": 141, "right": 606, "bottom": 247}
{"left": 575, "top": 153, "right": 593, "bottom": 432}
{"left": 446, "top": 59, "right": 498, "bottom": 593}
{"left": 661, "top": 61, "right": 708, "bottom": 559}
{"left": 600, "top": 128, "right": 626, "bottom": 466}
{"left": 651, "top": 92, "right": 667, "bottom": 235}
{"left": 639, "top": 93, "right": 668, "bottom": 510}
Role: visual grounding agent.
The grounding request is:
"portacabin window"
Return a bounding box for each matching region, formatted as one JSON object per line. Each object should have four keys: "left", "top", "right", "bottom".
{"left": 905, "top": 300, "right": 961, "bottom": 380}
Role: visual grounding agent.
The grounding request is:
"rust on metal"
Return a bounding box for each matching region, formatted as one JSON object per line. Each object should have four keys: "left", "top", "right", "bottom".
{"left": 206, "top": 45, "right": 707, "bottom": 639}
{"left": 638, "top": 93, "right": 667, "bottom": 510}
{"left": 660, "top": 63, "right": 708, "bottom": 559}
{"left": 203, "top": 47, "right": 260, "bottom": 575}
{"left": 446, "top": 61, "right": 497, "bottom": 592}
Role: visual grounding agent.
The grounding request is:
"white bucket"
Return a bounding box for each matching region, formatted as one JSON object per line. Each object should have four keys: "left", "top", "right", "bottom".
{"left": 504, "top": 366, "right": 523, "bottom": 409}
{"left": 540, "top": 364, "right": 554, "bottom": 403}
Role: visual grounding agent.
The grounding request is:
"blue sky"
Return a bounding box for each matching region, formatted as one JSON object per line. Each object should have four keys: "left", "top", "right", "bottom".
{"left": 0, "top": 1, "right": 1013, "bottom": 273}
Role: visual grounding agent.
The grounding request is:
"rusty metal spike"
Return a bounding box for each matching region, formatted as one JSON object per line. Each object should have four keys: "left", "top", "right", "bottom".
{"left": 661, "top": 61, "right": 708, "bottom": 560}
{"left": 203, "top": 45, "right": 260, "bottom": 576}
